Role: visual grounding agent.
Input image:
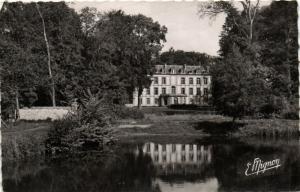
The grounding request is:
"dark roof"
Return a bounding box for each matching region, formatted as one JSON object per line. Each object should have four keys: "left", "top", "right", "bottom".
{"left": 155, "top": 64, "right": 209, "bottom": 75}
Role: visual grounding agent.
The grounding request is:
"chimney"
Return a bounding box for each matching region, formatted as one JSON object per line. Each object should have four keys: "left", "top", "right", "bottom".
{"left": 184, "top": 64, "right": 186, "bottom": 73}
{"left": 164, "top": 63, "right": 167, "bottom": 73}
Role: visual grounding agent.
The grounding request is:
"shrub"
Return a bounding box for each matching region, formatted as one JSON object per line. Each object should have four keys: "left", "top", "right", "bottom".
{"left": 2, "top": 134, "right": 45, "bottom": 161}
{"left": 45, "top": 96, "right": 115, "bottom": 157}
{"left": 281, "top": 100, "right": 299, "bottom": 120}
{"left": 283, "top": 111, "right": 299, "bottom": 120}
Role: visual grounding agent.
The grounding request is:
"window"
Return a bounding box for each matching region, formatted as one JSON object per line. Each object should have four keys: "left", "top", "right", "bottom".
{"left": 155, "top": 144, "right": 159, "bottom": 151}
{"left": 171, "top": 86, "right": 176, "bottom": 94}
{"left": 181, "top": 77, "right": 185, "bottom": 84}
{"left": 182, "top": 145, "right": 186, "bottom": 151}
{"left": 182, "top": 155, "right": 186, "bottom": 162}
{"left": 197, "top": 78, "right": 201, "bottom": 85}
{"left": 162, "top": 77, "right": 166, "bottom": 84}
{"left": 163, "top": 155, "right": 167, "bottom": 162}
{"left": 204, "top": 88, "right": 208, "bottom": 95}
{"left": 162, "top": 145, "right": 166, "bottom": 152}
{"left": 172, "top": 144, "right": 176, "bottom": 152}
{"left": 154, "top": 77, "right": 158, "bottom": 84}
{"left": 189, "top": 88, "right": 193, "bottom": 95}
{"left": 155, "top": 98, "right": 158, "bottom": 104}
{"left": 140, "top": 98, "right": 143, "bottom": 104}
{"left": 189, "top": 78, "right": 193, "bottom": 85}
{"left": 154, "top": 155, "right": 159, "bottom": 162}
{"left": 189, "top": 144, "right": 193, "bottom": 151}
{"left": 154, "top": 87, "right": 158, "bottom": 95}
{"left": 174, "top": 97, "right": 178, "bottom": 104}
{"left": 189, "top": 153, "right": 194, "bottom": 160}
{"left": 197, "top": 154, "right": 201, "bottom": 161}
{"left": 162, "top": 87, "right": 166, "bottom": 94}
{"left": 146, "top": 88, "right": 150, "bottom": 95}
{"left": 197, "top": 88, "right": 201, "bottom": 95}
{"left": 147, "top": 98, "right": 150, "bottom": 104}
{"left": 146, "top": 144, "right": 150, "bottom": 152}
{"left": 204, "top": 77, "right": 208, "bottom": 85}
{"left": 181, "top": 88, "right": 185, "bottom": 94}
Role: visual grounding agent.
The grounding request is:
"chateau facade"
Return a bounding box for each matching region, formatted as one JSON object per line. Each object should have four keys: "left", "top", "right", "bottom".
{"left": 131, "top": 64, "right": 211, "bottom": 106}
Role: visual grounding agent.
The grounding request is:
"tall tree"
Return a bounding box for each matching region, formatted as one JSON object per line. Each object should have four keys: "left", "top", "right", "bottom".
{"left": 0, "top": 2, "right": 84, "bottom": 116}
{"left": 35, "top": 3, "right": 56, "bottom": 106}
{"left": 258, "top": 1, "right": 298, "bottom": 98}
{"left": 198, "top": 0, "right": 276, "bottom": 120}
{"left": 79, "top": 9, "right": 167, "bottom": 108}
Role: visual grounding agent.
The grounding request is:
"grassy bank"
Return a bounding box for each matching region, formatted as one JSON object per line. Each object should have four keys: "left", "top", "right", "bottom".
{"left": 2, "top": 121, "right": 51, "bottom": 162}
{"left": 2, "top": 111, "right": 299, "bottom": 162}
{"left": 116, "top": 113, "right": 299, "bottom": 138}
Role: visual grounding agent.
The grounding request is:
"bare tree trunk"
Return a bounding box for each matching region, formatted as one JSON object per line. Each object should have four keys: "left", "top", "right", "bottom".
{"left": 15, "top": 89, "right": 20, "bottom": 120}
{"left": 36, "top": 3, "right": 56, "bottom": 107}
{"left": 137, "top": 88, "right": 142, "bottom": 109}
{"left": 242, "top": 0, "right": 259, "bottom": 44}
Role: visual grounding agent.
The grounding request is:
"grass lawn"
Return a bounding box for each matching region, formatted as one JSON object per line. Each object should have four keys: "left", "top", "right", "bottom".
{"left": 115, "top": 113, "right": 299, "bottom": 138}
{"left": 2, "top": 121, "right": 52, "bottom": 162}
{"left": 2, "top": 112, "right": 298, "bottom": 162}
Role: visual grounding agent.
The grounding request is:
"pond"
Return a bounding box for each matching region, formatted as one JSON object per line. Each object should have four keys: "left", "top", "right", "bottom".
{"left": 3, "top": 136, "right": 300, "bottom": 192}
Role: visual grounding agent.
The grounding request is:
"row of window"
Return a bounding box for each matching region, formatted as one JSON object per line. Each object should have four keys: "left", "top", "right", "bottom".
{"left": 154, "top": 77, "right": 208, "bottom": 85}
{"left": 147, "top": 144, "right": 209, "bottom": 152}
{"left": 153, "top": 153, "right": 206, "bottom": 162}
{"left": 146, "top": 87, "right": 208, "bottom": 96}
{"left": 140, "top": 96, "right": 209, "bottom": 105}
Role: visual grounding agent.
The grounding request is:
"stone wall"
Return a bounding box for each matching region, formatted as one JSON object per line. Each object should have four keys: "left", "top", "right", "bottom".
{"left": 19, "top": 107, "right": 72, "bottom": 121}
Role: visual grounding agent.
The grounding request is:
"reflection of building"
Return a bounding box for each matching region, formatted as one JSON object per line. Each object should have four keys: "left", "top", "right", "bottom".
{"left": 135, "top": 142, "right": 212, "bottom": 176}
{"left": 131, "top": 64, "right": 211, "bottom": 106}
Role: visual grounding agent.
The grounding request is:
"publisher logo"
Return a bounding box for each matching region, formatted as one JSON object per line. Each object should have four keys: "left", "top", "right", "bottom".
{"left": 245, "top": 157, "right": 281, "bottom": 176}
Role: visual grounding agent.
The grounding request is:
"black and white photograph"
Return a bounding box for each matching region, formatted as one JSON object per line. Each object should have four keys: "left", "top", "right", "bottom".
{"left": 0, "top": 0, "right": 299, "bottom": 191}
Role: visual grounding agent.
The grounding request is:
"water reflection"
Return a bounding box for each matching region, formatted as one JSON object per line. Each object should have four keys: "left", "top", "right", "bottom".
{"left": 135, "top": 143, "right": 218, "bottom": 192}
{"left": 3, "top": 138, "right": 300, "bottom": 192}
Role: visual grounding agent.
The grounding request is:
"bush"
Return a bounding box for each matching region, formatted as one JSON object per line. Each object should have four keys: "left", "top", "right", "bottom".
{"left": 2, "top": 134, "right": 45, "bottom": 161}
{"left": 281, "top": 101, "right": 299, "bottom": 120}
{"left": 283, "top": 111, "right": 299, "bottom": 120}
{"left": 45, "top": 96, "right": 115, "bottom": 157}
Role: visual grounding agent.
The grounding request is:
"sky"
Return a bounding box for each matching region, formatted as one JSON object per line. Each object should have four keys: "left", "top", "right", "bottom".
{"left": 70, "top": 2, "right": 226, "bottom": 56}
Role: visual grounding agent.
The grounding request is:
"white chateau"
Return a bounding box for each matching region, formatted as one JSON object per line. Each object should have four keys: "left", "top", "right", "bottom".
{"left": 131, "top": 64, "right": 211, "bottom": 106}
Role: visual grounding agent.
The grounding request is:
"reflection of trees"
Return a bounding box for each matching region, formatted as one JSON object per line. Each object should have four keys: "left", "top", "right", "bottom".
{"left": 3, "top": 147, "right": 161, "bottom": 192}
{"left": 212, "top": 140, "right": 300, "bottom": 191}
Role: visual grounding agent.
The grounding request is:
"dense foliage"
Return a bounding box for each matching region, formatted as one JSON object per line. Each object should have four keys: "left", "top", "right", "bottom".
{"left": 157, "top": 48, "right": 217, "bottom": 68}
{"left": 200, "top": 1, "right": 298, "bottom": 120}
{"left": 45, "top": 95, "right": 115, "bottom": 156}
{"left": 1, "top": 2, "right": 167, "bottom": 118}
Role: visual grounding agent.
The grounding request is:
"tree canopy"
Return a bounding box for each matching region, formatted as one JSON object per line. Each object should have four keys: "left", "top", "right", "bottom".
{"left": 199, "top": 0, "right": 298, "bottom": 120}
{"left": 157, "top": 48, "right": 216, "bottom": 68}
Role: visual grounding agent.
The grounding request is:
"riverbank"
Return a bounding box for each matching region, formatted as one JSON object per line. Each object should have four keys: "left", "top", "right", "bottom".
{"left": 115, "top": 113, "right": 299, "bottom": 138}
{"left": 2, "top": 113, "right": 299, "bottom": 162}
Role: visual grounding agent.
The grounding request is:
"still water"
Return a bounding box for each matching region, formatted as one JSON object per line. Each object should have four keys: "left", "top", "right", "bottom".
{"left": 3, "top": 137, "right": 300, "bottom": 192}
